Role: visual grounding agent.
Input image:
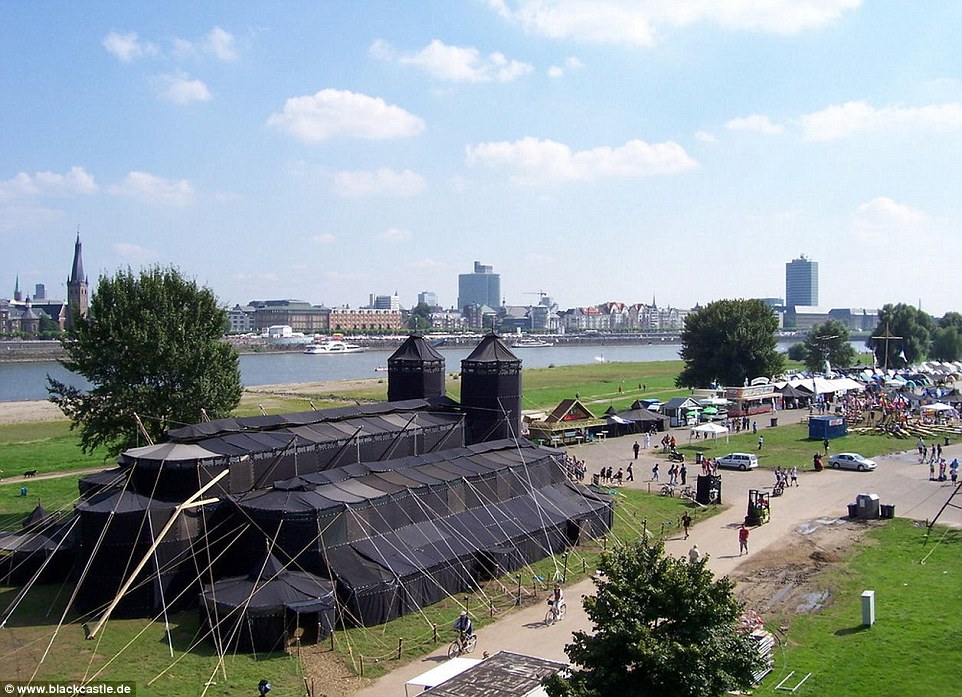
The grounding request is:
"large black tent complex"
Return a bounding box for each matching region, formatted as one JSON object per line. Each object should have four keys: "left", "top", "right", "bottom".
{"left": 200, "top": 552, "right": 335, "bottom": 653}
{"left": 5, "top": 332, "right": 612, "bottom": 650}
{"left": 226, "top": 439, "right": 612, "bottom": 626}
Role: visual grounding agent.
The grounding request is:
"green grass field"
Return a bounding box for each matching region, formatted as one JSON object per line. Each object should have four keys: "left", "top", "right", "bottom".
{"left": 757, "top": 519, "right": 961, "bottom": 696}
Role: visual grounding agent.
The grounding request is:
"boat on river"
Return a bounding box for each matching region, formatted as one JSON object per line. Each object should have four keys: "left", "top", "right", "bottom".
{"left": 511, "top": 337, "right": 554, "bottom": 348}
{"left": 303, "top": 336, "right": 366, "bottom": 354}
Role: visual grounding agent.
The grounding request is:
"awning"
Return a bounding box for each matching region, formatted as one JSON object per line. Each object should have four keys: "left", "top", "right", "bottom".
{"left": 405, "top": 658, "right": 482, "bottom": 696}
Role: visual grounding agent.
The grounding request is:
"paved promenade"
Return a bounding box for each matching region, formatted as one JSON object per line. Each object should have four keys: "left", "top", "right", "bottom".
{"left": 353, "top": 409, "right": 959, "bottom": 696}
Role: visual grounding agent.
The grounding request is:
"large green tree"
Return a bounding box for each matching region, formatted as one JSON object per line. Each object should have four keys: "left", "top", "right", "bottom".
{"left": 676, "top": 299, "right": 784, "bottom": 388}
{"left": 48, "top": 266, "right": 242, "bottom": 457}
{"left": 544, "top": 540, "right": 762, "bottom": 697}
{"left": 930, "top": 326, "right": 962, "bottom": 362}
{"left": 802, "top": 320, "right": 856, "bottom": 373}
{"left": 406, "top": 302, "right": 433, "bottom": 332}
{"left": 866, "top": 303, "right": 936, "bottom": 369}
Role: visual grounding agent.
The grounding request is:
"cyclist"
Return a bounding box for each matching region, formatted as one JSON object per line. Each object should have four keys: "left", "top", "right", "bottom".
{"left": 453, "top": 610, "right": 474, "bottom": 639}
{"left": 550, "top": 583, "right": 565, "bottom": 620}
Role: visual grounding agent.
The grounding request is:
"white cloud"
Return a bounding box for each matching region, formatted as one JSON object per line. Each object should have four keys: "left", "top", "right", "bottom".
{"left": 852, "top": 197, "right": 929, "bottom": 242}
{"left": 548, "top": 55, "right": 584, "bottom": 78}
{"left": 204, "top": 27, "right": 239, "bottom": 61}
{"left": 487, "top": 0, "right": 861, "bottom": 45}
{"left": 113, "top": 242, "right": 158, "bottom": 264}
{"left": 800, "top": 100, "right": 962, "bottom": 141}
{"left": 378, "top": 227, "right": 412, "bottom": 242}
{"left": 331, "top": 168, "right": 426, "bottom": 198}
{"left": 266, "top": 89, "right": 426, "bottom": 142}
{"left": 465, "top": 136, "right": 697, "bottom": 185}
{"left": 170, "top": 27, "right": 239, "bottom": 61}
{"left": 103, "top": 31, "right": 158, "bottom": 61}
{"left": 107, "top": 171, "right": 195, "bottom": 206}
{"left": 311, "top": 233, "right": 336, "bottom": 244}
{"left": 694, "top": 130, "right": 717, "bottom": 143}
{"left": 371, "top": 39, "right": 533, "bottom": 83}
{"left": 158, "top": 73, "right": 212, "bottom": 103}
{"left": 725, "top": 114, "right": 784, "bottom": 134}
{"left": 0, "top": 166, "right": 98, "bottom": 201}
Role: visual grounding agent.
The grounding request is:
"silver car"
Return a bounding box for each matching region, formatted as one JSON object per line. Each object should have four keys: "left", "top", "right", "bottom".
{"left": 828, "top": 453, "right": 877, "bottom": 471}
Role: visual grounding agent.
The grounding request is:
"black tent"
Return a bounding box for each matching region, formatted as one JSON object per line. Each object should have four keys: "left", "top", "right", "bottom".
{"left": 228, "top": 440, "right": 612, "bottom": 626}
{"left": 200, "top": 552, "right": 335, "bottom": 653}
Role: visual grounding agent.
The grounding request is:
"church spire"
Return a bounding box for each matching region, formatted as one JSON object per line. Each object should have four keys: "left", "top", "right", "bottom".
{"left": 13, "top": 274, "right": 22, "bottom": 302}
{"left": 66, "top": 229, "right": 89, "bottom": 330}
{"left": 69, "top": 229, "right": 85, "bottom": 284}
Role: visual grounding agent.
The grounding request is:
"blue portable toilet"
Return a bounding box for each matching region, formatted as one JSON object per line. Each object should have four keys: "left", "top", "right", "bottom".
{"left": 808, "top": 415, "right": 847, "bottom": 441}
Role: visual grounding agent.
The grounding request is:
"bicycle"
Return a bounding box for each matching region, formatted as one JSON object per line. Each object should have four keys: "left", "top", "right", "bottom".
{"left": 447, "top": 630, "right": 478, "bottom": 659}
{"left": 544, "top": 600, "right": 567, "bottom": 626}
{"left": 660, "top": 484, "right": 676, "bottom": 497}
{"left": 679, "top": 485, "right": 695, "bottom": 500}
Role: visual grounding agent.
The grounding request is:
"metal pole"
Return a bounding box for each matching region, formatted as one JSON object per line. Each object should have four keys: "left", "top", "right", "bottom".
{"left": 87, "top": 469, "right": 228, "bottom": 639}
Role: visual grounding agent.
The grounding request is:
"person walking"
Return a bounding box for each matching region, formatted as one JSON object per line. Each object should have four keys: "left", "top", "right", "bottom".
{"left": 633, "top": 441, "right": 640, "bottom": 460}
{"left": 738, "top": 524, "right": 750, "bottom": 556}
{"left": 681, "top": 512, "right": 692, "bottom": 539}
{"left": 680, "top": 463, "right": 687, "bottom": 486}
{"left": 688, "top": 544, "right": 700, "bottom": 563}
{"left": 644, "top": 432, "right": 651, "bottom": 449}
{"left": 651, "top": 463, "right": 659, "bottom": 481}
{"left": 790, "top": 466, "right": 798, "bottom": 486}
{"left": 757, "top": 434, "right": 764, "bottom": 450}
{"left": 626, "top": 462, "right": 634, "bottom": 482}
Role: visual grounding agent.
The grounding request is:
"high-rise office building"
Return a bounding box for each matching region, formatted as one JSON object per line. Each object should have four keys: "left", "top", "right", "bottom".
{"left": 457, "top": 261, "right": 501, "bottom": 312}
{"left": 785, "top": 255, "right": 818, "bottom": 307}
{"left": 417, "top": 291, "right": 438, "bottom": 309}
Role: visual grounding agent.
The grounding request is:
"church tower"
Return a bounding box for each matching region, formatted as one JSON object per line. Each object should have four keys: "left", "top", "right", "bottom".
{"left": 66, "top": 231, "right": 88, "bottom": 330}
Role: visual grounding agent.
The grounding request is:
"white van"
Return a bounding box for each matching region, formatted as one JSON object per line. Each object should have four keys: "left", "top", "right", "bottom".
{"left": 715, "top": 453, "right": 759, "bottom": 471}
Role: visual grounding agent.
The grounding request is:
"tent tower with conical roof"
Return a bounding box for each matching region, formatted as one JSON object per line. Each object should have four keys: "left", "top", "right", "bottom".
{"left": 460, "top": 333, "right": 522, "bottom": 445}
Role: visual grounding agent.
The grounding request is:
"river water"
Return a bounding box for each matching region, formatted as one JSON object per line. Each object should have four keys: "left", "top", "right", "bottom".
{"left": 0, "top": 339, "right": 849, "bottom": 402}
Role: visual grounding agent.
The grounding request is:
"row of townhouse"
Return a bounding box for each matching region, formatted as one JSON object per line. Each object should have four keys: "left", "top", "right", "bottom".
{"left": 559, "top": 303, "right": 689, "bottom": 332}
{"left": 228, "top": 301, "right": 405, "bottom": 334}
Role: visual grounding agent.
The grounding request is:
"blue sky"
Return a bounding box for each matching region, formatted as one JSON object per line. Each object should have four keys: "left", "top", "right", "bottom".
{"left": 3, "top": 1, "right": 961, "bottom": 315}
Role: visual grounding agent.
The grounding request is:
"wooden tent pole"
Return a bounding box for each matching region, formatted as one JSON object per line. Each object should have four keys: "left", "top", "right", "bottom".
{"left": 87, "top": 469, "right": 229, "bottom": 639}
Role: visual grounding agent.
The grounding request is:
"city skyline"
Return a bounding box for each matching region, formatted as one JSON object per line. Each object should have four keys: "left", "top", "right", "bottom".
{"left": 3, "top": 3, "right": 962, "bottom": 315}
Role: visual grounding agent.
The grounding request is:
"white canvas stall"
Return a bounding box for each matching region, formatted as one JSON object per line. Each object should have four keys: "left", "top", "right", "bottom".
{"left": 689, "top": 422, "right": 729, "bottom": 443}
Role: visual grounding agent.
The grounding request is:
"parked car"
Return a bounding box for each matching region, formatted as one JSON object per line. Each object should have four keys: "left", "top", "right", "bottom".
{"left": 828, "top": 453, "right": 877, "bottom": 471}
{"left": 715, "top": 452, "right": 759, "bottom": 471}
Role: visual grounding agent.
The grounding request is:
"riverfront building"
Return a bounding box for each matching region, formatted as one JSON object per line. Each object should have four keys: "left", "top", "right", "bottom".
{"left": 785, "top": 255, "right": 818, "bottom": 307}
{"left": 458, "top": 261, "right": 501, "bottom": 314}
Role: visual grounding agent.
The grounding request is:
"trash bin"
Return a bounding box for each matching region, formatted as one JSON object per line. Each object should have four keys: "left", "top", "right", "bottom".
{"left": 591, "top": 473, "right": 600, "bottom": 487}
{"left": 847, "top": 503, "right": 858, "bottom": 518}
{"left": 696, "top": 452, "right": 704, "bottom": 464}
{"left": 880, "top": 504, "right": 895, "bottom": 519}
{"left": 770, "top": 417, "right": 778, "bottom": 427}
{"left": 945, "top": 437, "right": 950, "bottom": 447}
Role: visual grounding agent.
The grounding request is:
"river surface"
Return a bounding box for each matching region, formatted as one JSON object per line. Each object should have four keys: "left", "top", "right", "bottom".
{"left": 0, "top": 340, "right": 853, "bottom": 402}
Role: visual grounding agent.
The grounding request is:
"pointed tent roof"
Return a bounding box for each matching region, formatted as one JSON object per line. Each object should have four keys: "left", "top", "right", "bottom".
{"left": 22, "top": 504, "right": 54, "bottom": 530}
{"left": 544, "top": 399, "right": 598, "bottom": 423}
{"left": 388, "top": 334, "right": 444, "bottom": 364}
{"left": 462, "top": 333, "right": 520, "bottom": 364}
